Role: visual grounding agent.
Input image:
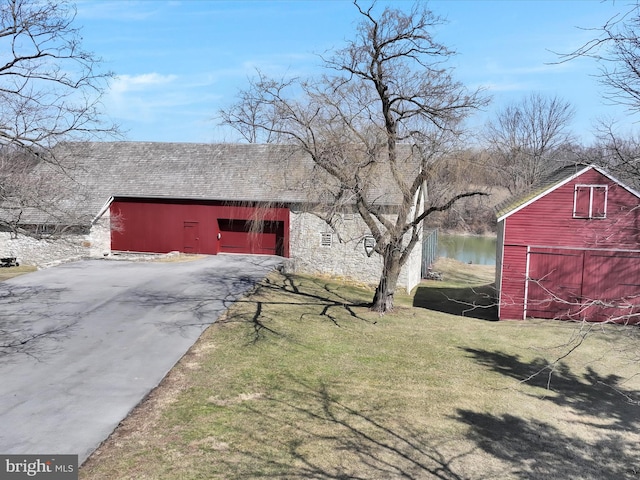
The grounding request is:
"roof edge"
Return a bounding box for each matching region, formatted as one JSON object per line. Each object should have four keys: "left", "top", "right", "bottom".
{"left": 497, "top": 164, "right": 593, "bottom": 222}
{"left": 92, "top": 196, "right": 114, "bottom": 224}
{"left": 590, "top": 164, "right": 640, "bottom": 200}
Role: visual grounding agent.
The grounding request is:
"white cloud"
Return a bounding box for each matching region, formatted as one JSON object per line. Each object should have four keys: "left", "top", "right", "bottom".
{"left": 110, "top": 73, "right": 178, "bottom": 94}
{"left": 102, "top": 71, "right": 224, "bottom": 142}
{"left": 104, "top": 73, "right": 183, "bottom": 124}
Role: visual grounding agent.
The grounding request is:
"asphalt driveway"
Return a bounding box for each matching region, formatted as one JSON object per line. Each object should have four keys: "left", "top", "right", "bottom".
{"left": 0, "top": 255, "right": 283, "bottom": 464}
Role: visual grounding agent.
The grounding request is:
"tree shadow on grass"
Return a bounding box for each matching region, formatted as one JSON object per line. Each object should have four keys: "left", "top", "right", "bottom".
{"left": 221, "top": 272, "right": 374, "bottom": 343}
{"left": 217, "top": 378, "right": 482, "bottom": 480}
{"left": 456, "top": 347, "right": 640, "bottom": 479}
{"left": 462, "top": 348, "right": 639, "bottom": 431}
{"left": 124, "top": 256, "right": 373, "bottom": 344}
{"left": 455, "top": 410, "right": 638, "bottom": 480}
{"left": 413, "top": 283, "right": 498, "bottom": 321}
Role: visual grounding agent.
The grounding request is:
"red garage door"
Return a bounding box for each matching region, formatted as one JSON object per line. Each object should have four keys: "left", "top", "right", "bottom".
{"left": 582, "top": 251, "right": 640, "bottom": 323}
{"left": 527, "top": 248, "right": 584, "bottom": 320}
{"left": 526, "top": 247, "right": 640, "bottom": 323}
{"left": 218, "top": 219, "right": 285, "bottom": 256}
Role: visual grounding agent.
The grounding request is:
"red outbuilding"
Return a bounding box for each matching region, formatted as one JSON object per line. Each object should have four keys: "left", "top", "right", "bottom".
{"left": 495, "top": 165, "right": 640, "bottom": 323}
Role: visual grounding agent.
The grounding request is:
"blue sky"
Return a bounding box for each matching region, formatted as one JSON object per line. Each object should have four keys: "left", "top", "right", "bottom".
{"left": 75, "top": 1, "right": 634, "bottom": 144}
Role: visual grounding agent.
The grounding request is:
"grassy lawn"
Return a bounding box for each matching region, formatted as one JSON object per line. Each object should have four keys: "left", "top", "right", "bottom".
{"left": 80, "top": 259, "right": 639, "bottom": 479}
{"left": 0, "top": 265, "right": 37, "bottom": 282}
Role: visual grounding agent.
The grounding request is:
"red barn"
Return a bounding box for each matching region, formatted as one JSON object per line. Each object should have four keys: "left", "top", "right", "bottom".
{"left": 495, "top": 165, "right": 640, "bottom": 323}
{"left": 0, "top": 142, "right": 425, "bottom": 293}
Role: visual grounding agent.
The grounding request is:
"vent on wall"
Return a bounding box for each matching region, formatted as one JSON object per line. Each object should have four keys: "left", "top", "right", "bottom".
{"left": 321, "top": 232, "right": 333, "bottom": 247}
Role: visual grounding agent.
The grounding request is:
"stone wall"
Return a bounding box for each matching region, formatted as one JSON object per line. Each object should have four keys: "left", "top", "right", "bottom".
{"left": 87, "top": 213, "right": 112, "bottom": 257}
{"left": 288, "top": 211, "right": 422, "bottom": 293}
{"left": 0, "top": 213, "right": 112, "bottom": 268}
{"left": 0, "top": 231, "right": 89, "bottom": 268}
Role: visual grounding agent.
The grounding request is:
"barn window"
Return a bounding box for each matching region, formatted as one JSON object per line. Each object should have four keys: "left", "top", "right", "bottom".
{"left": 320, "top": 232, "right": 333, "bottom": 247}
{"left": 573, "top": 185, "right": 607, "bottom": 219}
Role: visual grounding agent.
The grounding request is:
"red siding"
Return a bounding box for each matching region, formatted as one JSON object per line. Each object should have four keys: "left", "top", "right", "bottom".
{"left": 503, "top": 169, "right": 640, "bottom": 250}
{"left": 498, "top": 168, "right": 640, "bottom": 322}
{"left": 498, "top": 243, "right": 528, "bottom": 320}
{"left": 110, "top": 199, "right": 290, "bottom": 257}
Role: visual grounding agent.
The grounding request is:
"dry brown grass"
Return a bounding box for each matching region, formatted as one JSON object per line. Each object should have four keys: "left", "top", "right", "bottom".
{"left": 151, "top": 253, "right": 206, "bottom": 263}
{"left": 80, "top": 262, "right": 640, "bottom": 479}
{"left": 0, "top": 264, "right": 37, "bottom": 282}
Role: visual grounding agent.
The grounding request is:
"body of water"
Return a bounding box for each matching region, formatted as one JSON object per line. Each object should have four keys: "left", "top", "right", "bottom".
{"left": 437, "top": 234, "right": 497, "bottom": 266}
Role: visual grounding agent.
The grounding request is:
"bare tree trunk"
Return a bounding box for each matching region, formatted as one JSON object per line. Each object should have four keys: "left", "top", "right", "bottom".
{"left": 372, "top": 243, "right": 402, "bottom": 313}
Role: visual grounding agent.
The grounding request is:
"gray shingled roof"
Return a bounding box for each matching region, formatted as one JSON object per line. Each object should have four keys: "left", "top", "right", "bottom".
{"left": 10, "top": 142, "right": 411, "bottom": 225}
{"left": 61, "top": 141, "right": 313, "bottom": 201}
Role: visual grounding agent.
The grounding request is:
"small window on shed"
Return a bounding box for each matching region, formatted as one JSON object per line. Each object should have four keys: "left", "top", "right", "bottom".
{"left": 320, "top": 232, "right": 333, "bottom": 247}
{"left": 573, "top": 184, "right": 607, "bottom": 219}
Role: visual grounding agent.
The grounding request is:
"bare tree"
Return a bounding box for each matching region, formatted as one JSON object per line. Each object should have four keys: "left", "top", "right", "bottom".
{"left": 558, "top": 2, "right": 640, "bottom": 189}
{"left": 217, "top": 71, "right": 288, "bottom": 144}
{"left": 220, "top": 1, "right": 487, "bottom": 313}
{"left": 561, "top": 2, "right": 640, "bottom": 115}
{"left": 586, "top": 120, "right": 640, "bottom": 190}
{"left": 0, "top": 0, "right": 118, "bottom": 233}
{"left": 483, "top": 93, "right": 575, "bottom": 195}
{"left": 0, "top": 0, "right": 116, "bottom": 150}
{"left": 0, "top": 147, "right": 94, "bottom": 237}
